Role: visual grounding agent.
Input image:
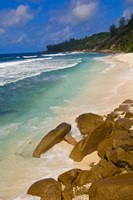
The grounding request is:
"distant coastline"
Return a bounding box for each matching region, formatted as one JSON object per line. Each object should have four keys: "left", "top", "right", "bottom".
{"left": 45, "top": 14, "right": 133, "bottom": 54}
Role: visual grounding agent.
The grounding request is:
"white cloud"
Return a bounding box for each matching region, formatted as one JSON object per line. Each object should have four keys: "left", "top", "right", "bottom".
{"left": 73, "top": 1, "right": 97, "bottom": 21}
{"left": 123, "top": 9, "right": 133, "bottom": 18}
{"left": 51, "top": 26, "right": 74, "bottom": 42}
{"left": 0, "top": 5, "right": 33, "bottom": 28}
{"left": 61, "top": 0, "right": 98, "bottom": 25}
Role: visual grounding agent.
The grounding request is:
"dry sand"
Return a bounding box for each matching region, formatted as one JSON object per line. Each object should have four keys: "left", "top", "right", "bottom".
{"left": 114, "top": 53, "right": 133, "bottom": 66}
{"left": 107, "top": 53, "right": 133, "bottom": 110}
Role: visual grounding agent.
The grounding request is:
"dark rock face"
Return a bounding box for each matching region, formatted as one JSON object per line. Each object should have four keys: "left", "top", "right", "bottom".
{"left": 27, "top": 178, "right": 62, "bottom": 200}
{"left": 70, "top": 121, "right": 114, "bottom": 162}
{"left": 33, "top": 123, "right": 71, "bottom": 157}
{"left": 76, "top": 113, "right": 103, "bottom": 136}
{"left": 89, "top": 173, "right": 133, "bottom": 200}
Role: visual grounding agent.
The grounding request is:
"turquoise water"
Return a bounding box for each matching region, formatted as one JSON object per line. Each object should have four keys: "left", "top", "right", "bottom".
{"left": 0, "top": 52, "right": 109, "bottom": 200}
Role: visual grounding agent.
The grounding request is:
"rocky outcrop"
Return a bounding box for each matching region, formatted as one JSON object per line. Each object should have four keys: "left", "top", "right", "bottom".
{"left": 98, "top": 129, "right": 133, "bottom": 168}
{"left": 114, "top": 99, "right": 133, "bottom": 114}
{"left": 89, "top": 173, "right": 133, "bottom": 200}
{"left": 76, "top": 113, "right": 103, "bottom": 136}
{"left": 70, "top": 121, "right": 114, "bottom": 161}
{"left": 28, "top": 100, "right": 133, "bottom": 200}
{"left": 106, "top": 112, "right": 118, "bottom": 122}
{"left": 114, "top": 118, "right": 132, "bottom": 131}
{"left": 27, "top": 178, "right": 62, "bottom": 200}
{"left": 33, "top": 123, "right": 71, "bottom": 157}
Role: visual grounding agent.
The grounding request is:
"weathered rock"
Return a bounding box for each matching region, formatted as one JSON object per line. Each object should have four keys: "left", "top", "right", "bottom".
{"left": 98, "top": 130, "right": 129, "bottom": 159}
{"left": 70, "top": 121, "right": 114, "bottom": 162}
{"left": 125, "top": 111, "right": 133, "bottom": 118}
{"left": 80, "top": 159, "right": 121, "bottom": 183}
{"left": 76, "top": 113, "right": 103, "bottom": 136}
{"left": 98, "top": 129, "right": 133, "bottom": 168}
{"left": 113, "top": 133, "right": 133, "bottom": 151}
{"left": 114, "top": 104, "right": 130, "bottom": 112}
{"left": 89, "top": 173, "right": 133, "bottom": 200}
{"left": 58, "top": 169, "right": 81, "bottom": 188}
{"left": 106, "top": 147, "right": 133, "bottom": 168}
{"left": 89, "top": 165, "right": 103, "bottom": 182}
{"left": 62, "top": 187, "right": 73, "bottom": 200}
{"left": 114, "top": 118, "right": 132, "bottom": 131}
{"left": 33, "top": 123, "right": 71, "bottom": 157}
{"left": 64, "top": 133, "right": 77, "bottom": 146}
{"left": 106, "top": 112, "right": 118, "bottom": 122}
{"left": 27, "top": 178, "right": 61, "bottom": 200}
{"left": 122, "top": 99, "right": 133, "bottom": 104}
{"left": 96, "top": 159, "right": 121, "bottom": 178}
{"left": 73, "top": 170, "right": 92, "bottom": 187}
{"left": 73, "top": 184, "right": 91, "bottom": 197}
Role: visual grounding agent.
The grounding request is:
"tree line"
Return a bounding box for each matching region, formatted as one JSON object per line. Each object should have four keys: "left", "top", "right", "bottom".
{"left": 46, "top": 14, "right": 133, "bottom": 53}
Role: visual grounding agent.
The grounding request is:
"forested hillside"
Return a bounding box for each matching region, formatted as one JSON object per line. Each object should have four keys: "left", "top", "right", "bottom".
{"left": 46, "top": 14, "right": 133, "bottom": 53}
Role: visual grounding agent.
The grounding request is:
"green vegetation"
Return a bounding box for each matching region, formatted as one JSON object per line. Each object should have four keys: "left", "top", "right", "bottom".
{"left": 47, "top": 14, "right": 133, "bottom": 53}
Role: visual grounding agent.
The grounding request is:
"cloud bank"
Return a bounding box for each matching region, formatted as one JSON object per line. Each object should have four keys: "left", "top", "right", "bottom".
{"left": 0, "top": 5, "right": 33, "bottom": 28}
{"left": 61, "top": 0, "right": 98, "bottom": 25}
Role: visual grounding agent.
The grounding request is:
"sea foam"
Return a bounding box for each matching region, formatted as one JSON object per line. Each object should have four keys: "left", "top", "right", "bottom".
{"left": 0, "top": 57, "right": 81, "bottom": 86}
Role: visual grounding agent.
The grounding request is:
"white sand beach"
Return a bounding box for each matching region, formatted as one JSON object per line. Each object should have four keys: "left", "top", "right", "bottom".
{"left": 107, "top": 53, "right": 133, "bottom": 111}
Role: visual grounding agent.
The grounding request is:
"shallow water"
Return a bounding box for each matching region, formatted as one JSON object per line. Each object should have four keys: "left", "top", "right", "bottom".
{"left": 0, "top": 52, "right": 129, "bottom": 200}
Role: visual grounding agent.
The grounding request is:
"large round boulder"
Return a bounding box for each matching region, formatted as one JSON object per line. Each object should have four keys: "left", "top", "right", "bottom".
{"left": 76, "top": 113, "right": 103, "bottom": 136}
{"left": 33, "top": 122, "right": 71, "bottom": 157}
{"left": 27, "top": 178, "right": 61, "bottom": 200}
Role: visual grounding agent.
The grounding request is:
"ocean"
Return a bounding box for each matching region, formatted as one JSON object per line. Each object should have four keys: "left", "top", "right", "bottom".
{"left": 0, "top": 52, "right": 115, "bottom": 200}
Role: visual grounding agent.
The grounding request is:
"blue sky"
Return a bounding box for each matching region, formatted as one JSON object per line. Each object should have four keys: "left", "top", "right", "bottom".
{"left": 0, "top": 0, "right": 133, "bottom": 53}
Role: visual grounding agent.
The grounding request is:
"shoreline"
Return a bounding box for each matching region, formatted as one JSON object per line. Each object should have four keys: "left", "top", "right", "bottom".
{"left": 1, "top": 52, "right": 133, "bottom": 200}
{"left": 58, "top": 52, "right": 133, "bottom": 174}
{"left": 56, "top": 52, "right": 133, "bottom": 120}
{"left": 106, "top": 53, "right": 133, "bottom": 112}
